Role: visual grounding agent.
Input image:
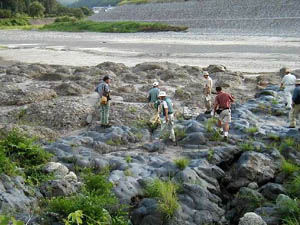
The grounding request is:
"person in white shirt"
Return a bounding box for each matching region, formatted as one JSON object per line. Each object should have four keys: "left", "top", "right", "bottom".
{"left": 203, "top": 71, "right": 213, "bottom": 114}
{"left": 280, "top": 68, "right": 296, "bottom": 109}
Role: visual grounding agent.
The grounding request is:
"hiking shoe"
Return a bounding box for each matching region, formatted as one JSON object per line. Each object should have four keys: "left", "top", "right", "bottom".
{"left": 104, "top": 124, "right": 112, "bottom": 128}
{"left": 289, "top": 126, "right": 296, "bottom": 128}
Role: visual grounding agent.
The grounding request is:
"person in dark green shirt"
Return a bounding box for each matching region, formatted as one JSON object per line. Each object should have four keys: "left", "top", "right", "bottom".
{"left": 148, "top": 82, "right": 160, "bottom": 107}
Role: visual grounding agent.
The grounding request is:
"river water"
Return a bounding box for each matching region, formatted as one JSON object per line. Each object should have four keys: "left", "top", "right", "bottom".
{"left": 0, "top": 29, "right": 300, "bottom": 72}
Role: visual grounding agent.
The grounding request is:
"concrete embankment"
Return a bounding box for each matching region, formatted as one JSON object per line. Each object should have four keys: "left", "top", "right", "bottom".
{"left": 90, "top": 0, "right": 300, "bottom": 35}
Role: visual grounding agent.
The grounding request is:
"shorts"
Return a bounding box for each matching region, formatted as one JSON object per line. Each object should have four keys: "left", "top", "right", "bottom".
{"left": 219, "top": 109, "right": 231, "bottom": 123}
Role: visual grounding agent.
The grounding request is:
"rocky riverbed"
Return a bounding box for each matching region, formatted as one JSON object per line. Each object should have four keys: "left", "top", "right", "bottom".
{"left": 1, "top": 60, "right": 300, "bottom": 225}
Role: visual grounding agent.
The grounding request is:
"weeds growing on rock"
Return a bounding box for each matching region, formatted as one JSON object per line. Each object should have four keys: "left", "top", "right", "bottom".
{"left": 281, "top": 160, "right": 300, "bottom": 176}
{"left": 174, "top": 127, "right": 186, "bottom": 141}
{"left": 207, "top": 149, "right": 215, "bottom": 162}
{"left": 0, "top": 129, "right": 53, "bottom": 185}
{"left": 240, "top": 142, "right": 256, "bottom": 152}
{"left": 174, "top": 158, "right": 189, "bottom": 170}
{"left": 277, "top": 198, "right": 300, "bottom": 223}
{"left": 245, "top": 126, "right": 259, "bottom": 135}
{"left": 46, "top": 171, "right": 129, "bottom": 225}
{"left": 205, "top": 118, "right": 218, "bottom": 133}
{"left": 287, "top": 176, "right": 300, "bottom": 198}
{"left": 144, "top": 179, "right": 179, "bottom": 219}
{"left": 0, "top": 215, "right": 23, "bottom": 225}
{"left": 106, "top": 139, "right": 126, "bottom": 146}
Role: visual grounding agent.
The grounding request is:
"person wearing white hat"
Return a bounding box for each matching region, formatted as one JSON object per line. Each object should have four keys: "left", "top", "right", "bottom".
{"left": 280, "top": 68, "right": 296, "bottom": 109}
{"left": 158, "top": 91, "right": 176, "bottom": 143}
{"left": 289, "top": 79, "right": 300, "bottom": 128}
{"left": 148, "top": 81, "right": 160, "bottom": 109}
{"left": 203, "top": 71, "right": 213, "bottom": 114}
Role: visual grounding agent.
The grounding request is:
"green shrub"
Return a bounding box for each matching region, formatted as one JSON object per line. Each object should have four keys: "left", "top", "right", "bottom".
{"left": 278, "top": 198, "right": 300, "bottom": 222}
{"left": 0, "top": 9, "right": 12, "bottom": 18}
{"left": 145, "top": 179, "right": 179, "bottom": 219}
{"left": 0, "top": 18, "right": 30, "bottom": 27}
{"left": 283, "top": 217, "right": 300, "bottom": 225}
{"left": 281, "top": 160, "right": 300, "bottom": 176}
{"left": 46, "top": 172, "right": 129, "bottom": 225}
{"left": 0, "top": 129, "right": 52, "bottom": 185}
{"left": 287, "top": 176, "right": 300, "bottom": 198}
{"left": 174, "top": 158, "right": 189, "bottom": 170}
{"left": 0, "top": 215, "right": 23, "bottom": 225}
{"left": 54, "top": 16, "right": 77, "bottom": 23}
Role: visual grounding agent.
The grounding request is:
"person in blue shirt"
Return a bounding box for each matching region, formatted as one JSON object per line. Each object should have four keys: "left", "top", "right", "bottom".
{"left": 95, "top": 76, "right": 111, "bottom": 128}
{"left": 289, "top": 79, "right": 300, "bottom": 128}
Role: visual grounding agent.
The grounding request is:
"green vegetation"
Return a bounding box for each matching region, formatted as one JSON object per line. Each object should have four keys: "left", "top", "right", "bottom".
{"left": 245, "top": 126, "right": 259, "bottom": 135}
{"left": 55, "top": 15, "right": 76, "bottom": 23}
{"left": 125, "top": 156, "right": 132, "bottom": 164}
{"left": 207, "top": 148, "right": 214, "bottom": 162}
{"left": 0, "top": 18, "right": 30, "bottom": 26}
{"left": 281, "top": 160, "right": 300, "bottom": 176}
{"left": 287, "top": 175, "right": 300, "bottom": 198}
{"left": 240, "top": 142, "right": 256, "bottom": 152}
{"left": 0, "top": 215, "right": 23, "bottom": 225}
{"left": 174, "top": 158, "right": 189, "bottom": 170}
{"left": 0, "top": 129, "right": 53, "bottom": 185}
{"left": 144, "top": 179, "right": 179, "bottom": 219}
{"left": 205, "top": 117, "right": 218, "bottom": 133}
{"left": 174, "top": 127, "right": 186, "bottom": 141}
{"left": 46, "top": 171, "right": 129, "bottom": 225}
{"left": 0, "top": 0, "right": 92, "bottom": 18}
{"left": 278, "top": 198, "right": 300, "bottom": 224}
{"left": 29, "top": 1, "right": 45, "bottom": 18}
{"left": 106, "top": 138, "right": 126, "bottom": 146}
{"left": 271, "top": 98, "right": 279, "bottom": 105}
{"left": 41, "top": 20, "right": 188, "bottom": 33}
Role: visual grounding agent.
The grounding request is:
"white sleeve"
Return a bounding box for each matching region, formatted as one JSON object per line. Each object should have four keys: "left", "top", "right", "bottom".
{"left": 163, "top": 101, "right": 168, "bottom": 109}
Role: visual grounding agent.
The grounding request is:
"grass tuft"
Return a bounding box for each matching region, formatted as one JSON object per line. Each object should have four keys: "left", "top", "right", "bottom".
{"left": 174, "top": 158, "right": 189, "bottom": 170}
{"left": 281, "top": 160, "right": 300, "bottom": 176}
{"left": 144, "top": 179, "right": 179, "bottom": 219}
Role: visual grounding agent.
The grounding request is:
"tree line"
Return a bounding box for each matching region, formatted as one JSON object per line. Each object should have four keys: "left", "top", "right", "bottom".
{"left": 0, "top": 0, "right": 92, "bottom": 18}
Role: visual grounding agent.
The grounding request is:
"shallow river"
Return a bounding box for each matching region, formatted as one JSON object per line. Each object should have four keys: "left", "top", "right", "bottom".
{"left": 0, "top": 29, "right": 300, "bottom": 72}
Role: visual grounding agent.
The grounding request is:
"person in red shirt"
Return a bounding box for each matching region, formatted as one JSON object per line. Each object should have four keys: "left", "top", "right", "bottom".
{"left": 213, "top": 86, "right": 234, "bottom": 140}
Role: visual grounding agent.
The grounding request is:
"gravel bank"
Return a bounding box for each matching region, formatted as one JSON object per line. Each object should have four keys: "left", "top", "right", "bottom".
{"left": 90, "top": 0, "right": 300, "bottom": 35}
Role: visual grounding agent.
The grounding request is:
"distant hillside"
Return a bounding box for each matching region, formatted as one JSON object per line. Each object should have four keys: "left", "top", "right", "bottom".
{"left": 70, "top": 0, "right": 120, "bottom": 7}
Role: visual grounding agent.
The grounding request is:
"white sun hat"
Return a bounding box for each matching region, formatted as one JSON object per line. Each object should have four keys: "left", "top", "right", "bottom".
{"left": 203, "top": 71, "right": 209, "bottom": 76}
{"left": 158, "top": 91, "right": 167, "bottom": 97}
{"left": 153, "top": 81, "right": 159, "bottom": 87}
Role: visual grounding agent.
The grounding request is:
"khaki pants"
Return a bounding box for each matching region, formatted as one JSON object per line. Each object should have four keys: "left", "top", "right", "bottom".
{"left": 285, "top": 86, "right": 295, "bottom": 108}
{"left": 290, "top": 104, "right": 300, "bottom": 127}
{"left": 160, "top": 113, "right": 176, "bottom": 142}
{"left": 219, "top": 109, "right": 231, "bottom": 123}
{"left": 204, "top": 94, "right": 212, "bottom": 111}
